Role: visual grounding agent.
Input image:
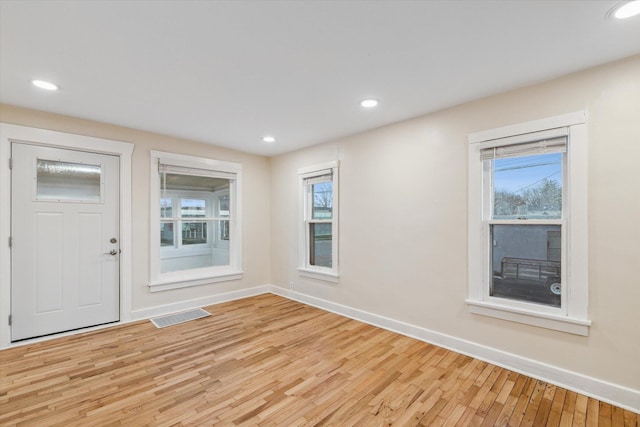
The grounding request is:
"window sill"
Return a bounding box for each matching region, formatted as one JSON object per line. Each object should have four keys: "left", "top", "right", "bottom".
{"left": 297, "top": 267, "right": 340, "bottom": 283}
{"left": 465, "top": 299, "right": 591, "bottom": 336}
{"left": 149, "top": 270, "right": 243, "bottom": 292}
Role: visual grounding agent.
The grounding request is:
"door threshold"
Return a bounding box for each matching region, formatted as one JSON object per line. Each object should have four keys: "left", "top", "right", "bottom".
{"left": 7, "top": 320, "right": 121, "bottom": 348}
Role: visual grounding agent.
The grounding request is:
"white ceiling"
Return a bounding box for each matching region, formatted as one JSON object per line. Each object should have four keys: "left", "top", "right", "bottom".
{"left": 1, "top": 1, "right": 639, "bottom": 156}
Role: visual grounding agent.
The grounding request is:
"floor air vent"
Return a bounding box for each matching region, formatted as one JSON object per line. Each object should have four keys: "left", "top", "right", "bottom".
{"left": 151, "top": 308, "right": 211, "bottom": 328}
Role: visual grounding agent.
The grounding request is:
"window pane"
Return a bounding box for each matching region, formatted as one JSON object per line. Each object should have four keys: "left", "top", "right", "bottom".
{"left": 160, "top": 222, "right": 174, "bottom": 246}
{"left": 219, "top": 195, "right": 230, "bottom": 218}
{"left": 309, "top": 223, "right": 332, "bottom": 268}
{"left": 312, "top": 182, "right": 333, "bottom": 219}
{"left": 220, "top": 219, "right": 230, "bottom": 240}
{"left": 493, "top": 153, "right": 562, "bottom": 219}
{"left": 213, "top": 220, "right": 230, "bottom": 265}
{"left": 36, "top": 160, "right": 101, "bottom": 202}
{"left": 160, "top": 198, "right": 172, "bottom": 218}
{"left": 491, "top": 224, "right": 562, "bottom": 307}
{"left": 182, "top": 221, "right": 207, "bottom": 245}
{"left": 159, "top": 174, "right": 225, "bottom": 270}
{"left": 181, "top": 198, "right": 206, "bottom": 218}
{"left": 160, "top": 220, "right": 229, "bottom": 273}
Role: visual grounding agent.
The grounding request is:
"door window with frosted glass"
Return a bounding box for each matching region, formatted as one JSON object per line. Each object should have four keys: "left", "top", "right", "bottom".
{"left": 36, "top": 159, "right": 102, "bottom": 203}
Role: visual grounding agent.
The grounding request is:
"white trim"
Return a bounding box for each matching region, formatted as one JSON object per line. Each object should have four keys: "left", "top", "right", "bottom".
{"left": 149, "top": 151, "right": 243, "bottom": 291}
{"left": 467, "top": 112, "right": 590, "bottom": 333}
{"left": 566, "top": 124, "right": 589, "bottom": 319}
{"left": 270, "top": 286, "right": 639, "bottom": 413}
{"left": 148, "top": 271, "right": 243, "bottom": 292}
{"left": 131, "top": 285, "right": 269, "bottom": 320}
{"left": 298, "top": 160, "right": 339, "bottom": 176}
{"left": 0, "top": 123, "right": 133, "bottom": 349}
{"left": 151, "top": 150, "right": 242, "bottom": 174}
{"left": 297, "top": 267, "right": 340, "bottom": 283}
{"left": 298, "top": 160, "right": 340, "bottom": 279}
{"left": 468, "top": 110, "right": 587, "bottom": 144}
{"left": 466, "top": 299, "right": 590, "bottom": 336}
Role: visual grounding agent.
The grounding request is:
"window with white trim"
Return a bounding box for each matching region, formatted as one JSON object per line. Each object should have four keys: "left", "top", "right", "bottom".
{"left": 467, "top": 112, "right": 590, "bottom": 335}
{"left": 150, "top": 151, "right": 242, "bottom": 291}
{"left": 298, "top": 161, "right": 339, "bottom": 282}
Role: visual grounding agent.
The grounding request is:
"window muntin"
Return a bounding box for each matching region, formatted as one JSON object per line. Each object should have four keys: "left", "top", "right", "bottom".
{"left": 150, "top": 151, "right": 242, "bottom": 290}
{"left": 299, "top": 162, "right": 339, "bottom": 280}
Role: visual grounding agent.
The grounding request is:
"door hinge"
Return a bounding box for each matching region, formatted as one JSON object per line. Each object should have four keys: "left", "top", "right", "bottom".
{"left": 8, "top": 236, "right": 11, "bottom": 248}
{"left": 8, "top": 158, "right": 12, "bottom": 169}
{"left": 8, "top": 315, "right": 11, "bottom": 326}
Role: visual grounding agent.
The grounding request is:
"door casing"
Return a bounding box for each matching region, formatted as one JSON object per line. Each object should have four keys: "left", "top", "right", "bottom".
{"left": 0, "top": 123, "right": 133, "bottom": 349}
{"left": 11, "top": 143, "right": 121, "bottom": 341}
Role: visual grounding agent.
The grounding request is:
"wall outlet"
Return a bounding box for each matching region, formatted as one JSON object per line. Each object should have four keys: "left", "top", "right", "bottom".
{"left": 289, "top": 281, "right": 294, "bottom": 290}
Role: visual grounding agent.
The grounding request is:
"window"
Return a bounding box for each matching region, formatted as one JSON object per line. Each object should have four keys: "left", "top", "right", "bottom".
{"left": 298, "top": 161, "right": 339, "bottom": 282}
{"left": 467, "top": 112, "right": 590, "bottom": 335}
{"left": 36, "top": 160, "right": 102, "bottom": 203}
{"left": 150, "top": 151, "right": 242, "bottom": 291}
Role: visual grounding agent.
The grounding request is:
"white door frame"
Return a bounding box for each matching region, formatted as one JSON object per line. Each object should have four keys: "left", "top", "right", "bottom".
{"left": 0, "top": 123, "right": 133, "bottom": 349}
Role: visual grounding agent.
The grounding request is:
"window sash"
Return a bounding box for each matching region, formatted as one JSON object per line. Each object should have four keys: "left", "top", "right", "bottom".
{"left": 304, "top": 178, "right": 333, "bottom": 220}
{"left": 480, "top": 129, "right": 569, "bottom": 314}
{"left": 484, "top": 150, "right": 566, "bottom": 221}
{"left": 486, "top": 221, "right": 566, "bottom": 311}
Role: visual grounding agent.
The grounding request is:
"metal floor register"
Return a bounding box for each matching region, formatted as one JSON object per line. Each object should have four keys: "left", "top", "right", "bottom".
{"left": 150, "top": 308, "right": 211, "bottom": 328}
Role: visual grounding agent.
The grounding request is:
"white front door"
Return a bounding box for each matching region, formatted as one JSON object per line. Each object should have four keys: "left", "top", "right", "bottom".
{"left": 11, "top": 143, "right": 120, "bottom": 341}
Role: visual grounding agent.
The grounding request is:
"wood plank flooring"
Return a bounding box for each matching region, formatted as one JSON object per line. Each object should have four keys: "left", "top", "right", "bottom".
{"left": 1, "top": 294, "right": 637, "bottom": 426}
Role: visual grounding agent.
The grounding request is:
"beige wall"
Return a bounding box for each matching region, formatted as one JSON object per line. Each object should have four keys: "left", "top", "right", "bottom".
{"left": 1, "top": 54, "right": 638, "bottom": 396}
{"left": 0, "top": 105, "right": 271, "bottom": 311}
{"left": 270, "top": 55, "right": 640, "bottom": 391}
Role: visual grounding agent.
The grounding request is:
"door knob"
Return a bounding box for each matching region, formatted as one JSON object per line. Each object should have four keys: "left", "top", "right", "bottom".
{"left": 105, "top": 249, "right": 118, "bottom": 256}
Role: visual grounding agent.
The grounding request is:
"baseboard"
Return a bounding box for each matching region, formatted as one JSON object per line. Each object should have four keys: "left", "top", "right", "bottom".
{"left": 269, "top": 285, "right": 640, "bottom": 413}
{"left": 5, "top": 283, "right": 637, "bottom": 412}
{"left": 130, "top": 285, "right": 270, "bottom": 321}
{"left": 2, "top": 285, "right": 272, "bottom": 350}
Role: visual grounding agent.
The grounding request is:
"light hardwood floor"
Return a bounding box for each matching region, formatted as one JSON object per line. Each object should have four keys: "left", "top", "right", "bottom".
{"left": 1, "top": 294, "right": 637, "bottom": 426}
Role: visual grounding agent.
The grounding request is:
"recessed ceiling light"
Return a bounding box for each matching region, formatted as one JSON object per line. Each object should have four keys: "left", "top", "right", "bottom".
{"left": 262, "top": 136, "right": 276, "bottom": 143}
{"left": 360, "top": 99, "right": 379, "bottom": 108}
{"left": 609, "top": 0, "right": 640, "bottom": 19}
{"left": 31, "top": 79, "right": 59, "bottom": 91}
